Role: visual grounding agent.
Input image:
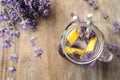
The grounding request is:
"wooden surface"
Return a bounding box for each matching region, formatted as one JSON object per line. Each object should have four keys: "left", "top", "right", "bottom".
{"left": 1, "top": 0, "right": 120, "bottom": 80}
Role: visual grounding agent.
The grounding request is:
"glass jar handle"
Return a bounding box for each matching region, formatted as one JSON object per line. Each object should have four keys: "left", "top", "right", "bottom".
{"left": 98, "top": 46, "right": 113, "bottom": 62}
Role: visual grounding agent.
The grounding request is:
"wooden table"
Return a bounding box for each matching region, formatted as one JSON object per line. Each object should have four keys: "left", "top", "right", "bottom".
{"left": 0, "top": 0, "right": 120, "bottom": 80}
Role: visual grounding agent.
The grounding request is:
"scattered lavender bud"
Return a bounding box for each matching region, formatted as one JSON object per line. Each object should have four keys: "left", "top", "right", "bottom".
{"left": 9, "top": 54, "right": 18, "bottom": 62}
{"left": 92, "top": 2, "right": 98, "bottom": 10}
{"left": 111, "top": 44, "right": 118, "bottom": 50}
{"left": 102, "top": 12, "right": 109, "bottom": 19}
{"left": 30, "top": 37, "right": 38, "bottom": 47}
{"left": 113, "top": 27, "right": 119, "bottom": 33}
{"left": 15, "top": 31, "right": 20, "bottom": 38}
{"left": 81, "top": 26, "right": 87, "bottom": 34}
{"left": 112, "top": 20, "right": 120, "bottom": 31}
{"left": 34, "top": 48, "right": 44, "bottom": 58}
{"left": 8, "top": 67, "right": 16, "bottom": 73}
{"left": 86, "top": 0, "right": 94, "bottom": 5}
{"left": 2, "top": 39, "right": 12, "bottom": 48}
{"left": 117, "top": 49, "right": 120, "bottom": 54}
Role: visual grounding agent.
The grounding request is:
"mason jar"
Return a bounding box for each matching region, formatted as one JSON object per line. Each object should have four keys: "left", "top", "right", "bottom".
{"left": 58, "top": 21, "right": 113, "bottom": 67}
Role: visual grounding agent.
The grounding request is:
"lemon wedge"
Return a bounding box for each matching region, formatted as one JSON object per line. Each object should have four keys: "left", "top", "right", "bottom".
{"left": 67, "top": 28, "right": 79, "bottom": 45}
{"left": 85, "top": 37, "right": 97, "bottom": 52}
{"left": 64, "top": 46, "right": 85, "bottom": 55}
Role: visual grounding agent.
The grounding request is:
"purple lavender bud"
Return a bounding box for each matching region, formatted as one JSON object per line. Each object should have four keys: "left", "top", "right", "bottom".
{"left": 113, "top": 27, "right": 119, "bottom": 33}
{"left": 2, "top": 28, "right": 11, "bottom": 35}
{"left": 30, "top": 37, "right": 38, "bottom": 47}
{"left": 2, "top": 39, "right": 12, "bottom": 48}
{"left": 0, "top": 29, "right": 4, "bottom": 38}
{"left": 81, "top": 26, "right": 87, "bottom": 34}
{"left": 10, "top": 32, "right": 15, "bottom": 37}
{"left": 92, "top": 2, "right": 98, "bottom": 10}
{"left": 34, "top": 48, "right": 44, "bottom": 58}
{"left": 106, "top": 44, "right": 112, "bottom": 49}
{"left": 112, "top": 20, "right": 120, "bottom": 29}
{"left": 3, "top": 14, "right": 8, "bottom": 21}
{"left": 15, "top": 31, "right": 20, "bottom": 38}
{"left": 86, "top": 0, "right": 94, "bottom": 5}
{"left": 42, "top": 9, "right": 50, "bottom": 17}
{"left": 9, "top": 54, "right": 18, "bottom": 62}
{"left": 8, "top": 67, "right": 16, "bottom": 73}
{"left": 102, "top": 12, "right": 108, "bottom": 19}
{"left": 111, "top": 44, "right": 118, "bottom": 50}
{"left": 117, "top": 49, "right": 120, "bottom": 54}
{"left": 18, "top": 22, "right": 27, "bottom": 30}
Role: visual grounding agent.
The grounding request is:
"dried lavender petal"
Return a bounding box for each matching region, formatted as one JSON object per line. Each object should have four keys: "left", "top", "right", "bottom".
{"left": 15, "top": 31, "right": 20, "bottom": 38}
{"left": 2, "top": 39, "right": 12, "bottom": 48}
{"left": 112, "top": 20, "right": 120, "bottom": 29}
{"left": 34, "top": 48, "right": 44, "bottom": 58}
{"left": 8, "top": 67, "right": 16, "bottom": 73}
{"left": 111, "top": 44, "right": 118, "bottom": 50}
{"left": 30, "top": 37, "right": 38, "bottom": 47}
{"left": 92, "top": 2, "right": 98, "bottom": 10}
{"left": 102, "top": 12, "right": 108, "bottom": 19}
{"left": 9, "top": 54, "right": 18, "bottom": 62}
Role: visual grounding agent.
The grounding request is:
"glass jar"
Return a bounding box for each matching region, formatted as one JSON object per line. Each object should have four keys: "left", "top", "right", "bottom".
{"left": 58, "top": 20, "right": 113, "bottom": 67}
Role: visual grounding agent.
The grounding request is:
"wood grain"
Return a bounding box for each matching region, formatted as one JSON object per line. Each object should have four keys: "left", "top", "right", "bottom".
{"left": 1, "top": 0, "right": 120, "bottom": 80}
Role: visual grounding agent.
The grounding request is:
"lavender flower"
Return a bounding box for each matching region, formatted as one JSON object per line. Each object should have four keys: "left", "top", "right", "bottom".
{"left": 15, "top": 31, "right": 20, "bottom": 38}
{"left": 80, "top": 52, "right": 94, "bottom": 60}
{"left": 81, "top": 26, "right": 87, "bottom": 34}
{"left": 112, "top": 20, "right": 120, "bottom": 32}
{"left": 2, "top": 39, "right": 12, "bottom": 48}
{"left": 8, "top": 67, "right": 16, "bottom": 73}
{"left": 30, "top": 37, "right": 38, "bottom": 47}
{"left": 34, "top": 48, "right": 44, "bottom": 58}
{"left": 111, "top": 44, "right": 118, "bottom": 50}
{"left": 2, "top": 28, "right": 12, "bottom": 36}
{"left": 9, "top": 54, "right": 18, "bottom": 62}
{"left": 18, "top": 22, "right": 27, "bottom": 30}
{"left": 0, "top": 29, "right": 4, "bottom": 38}
{"left": 85, "top": 0, "right": 94, "bottom": 5}
{"left": 106, "top": 43, "right": 120, "bottom": 60}
{"left": 102, "top": 12, "right": 108, "bottom": 19}
{"left": 0, "top": 14, "right": 8, "bottom": 22}
{"left": 92, "top": 2, "right": 98, "bottom": 10}
{"left": 10, "top": 31, "right": 20, "bottom": 38}
{"left": 84, "top": 0, "right": 98, "bottom": 10}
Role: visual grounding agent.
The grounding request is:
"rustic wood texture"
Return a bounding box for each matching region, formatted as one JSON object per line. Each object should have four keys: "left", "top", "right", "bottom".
{"left": 1, "top": 0, "right": 120, "bottom": 80}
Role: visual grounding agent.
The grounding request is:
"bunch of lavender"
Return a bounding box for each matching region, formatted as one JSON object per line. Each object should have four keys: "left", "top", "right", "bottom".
{"left": 0, "top": 0, "right": 50, "bottom": 79}
{"left": 0, "top": 0, "right": 50, "bottom": 56}
{"left": 1, "top": 0, "right": 51, "bottom": 31}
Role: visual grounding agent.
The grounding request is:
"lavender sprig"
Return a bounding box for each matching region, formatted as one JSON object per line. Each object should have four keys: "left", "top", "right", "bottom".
{"left": 84, "top": 0, "right": 98, "bottom": 10}
{"left": 106, "top": 44, "right": 120, "bottom": 60}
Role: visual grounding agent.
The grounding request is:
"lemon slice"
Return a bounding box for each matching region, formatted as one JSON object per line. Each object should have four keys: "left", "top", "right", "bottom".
{"left": 67, "top": 28, "right": 79, "bottom": 45}
{"left": 64, "top": 46, "right": 85, "bottom": 55}
{"left": 85, "top": 37, "right": 97, "bottom": 52}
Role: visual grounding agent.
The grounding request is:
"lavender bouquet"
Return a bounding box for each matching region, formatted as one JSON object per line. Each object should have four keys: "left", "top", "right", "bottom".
{"left": 0, "top": 0, "right": 51, "bottom": 79}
